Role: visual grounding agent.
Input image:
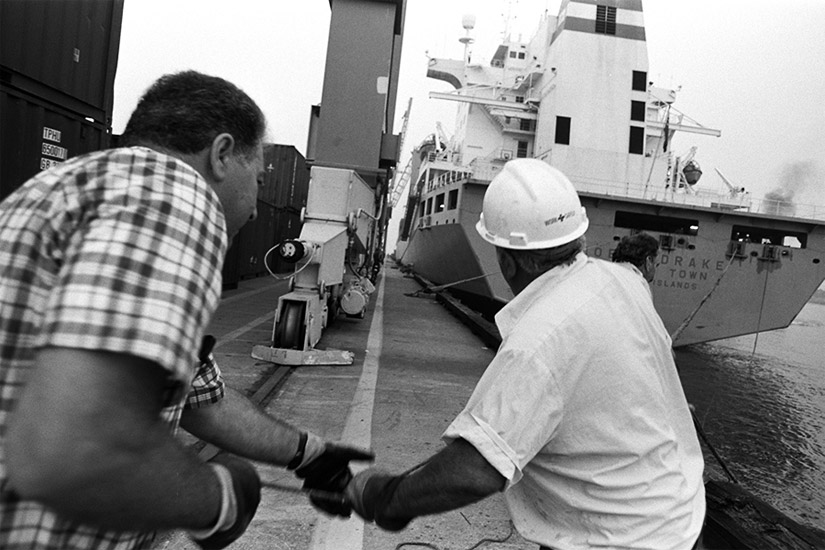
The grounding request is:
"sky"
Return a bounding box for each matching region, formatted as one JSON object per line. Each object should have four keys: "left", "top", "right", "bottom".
{"left": 112, "top": 0, "right": 825, "bottom": 242}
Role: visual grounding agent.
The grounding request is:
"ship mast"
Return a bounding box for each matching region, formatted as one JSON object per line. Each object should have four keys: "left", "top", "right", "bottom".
{"left": 459, "top": 13, "right": 475, "bottom": 66}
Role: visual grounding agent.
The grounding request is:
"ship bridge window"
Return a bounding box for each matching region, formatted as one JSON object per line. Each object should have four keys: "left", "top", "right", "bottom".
{"left": 435, "top": 193, "right": 445, "bottom": 212}
{"left": 614, "top": 211, "right": 699, "bottom": 236}
{"left": 629, "top": 126, "right": 645, "bottom": 155}
{"left": 425, "top": 197, "right": 433, "bottom": 215}
{"left": 555, "top": 116, "right": 571, "bottom": 145}
{"left": 631, "top": 100, "right": 645, "bottom": 122}
{"left": 448, "top": 189, "right": 458, "bottom": 210}
{"left": 632, "top": 70, "right": 647, "bottom": 92}
{"left": 517, "top": 141, "right": 529, "bottom": 158}
{"left": 731, "top": 225, "right": 806, "bottom": 248}
{"left": 595, "top": 5, "right": 617, "bottom": 35}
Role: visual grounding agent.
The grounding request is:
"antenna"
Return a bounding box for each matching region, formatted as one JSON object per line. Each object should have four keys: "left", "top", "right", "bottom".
{"left": 501, "top": 0, "right": 518, "bottom": 42}
{"left": 459, "top": 13, "right": 475, "bottom": 65}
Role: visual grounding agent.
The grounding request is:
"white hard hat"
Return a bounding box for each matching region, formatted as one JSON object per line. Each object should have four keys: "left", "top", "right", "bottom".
{"left": 476, "top": 159, "right": 588, "bottom": 249}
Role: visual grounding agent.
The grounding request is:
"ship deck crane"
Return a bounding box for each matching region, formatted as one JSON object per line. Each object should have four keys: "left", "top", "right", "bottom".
{"left": 715, "top": 167, "right": 748, "bottom": 198}
{"left": 389, "top": 97, "right": 413, "bottom": 208}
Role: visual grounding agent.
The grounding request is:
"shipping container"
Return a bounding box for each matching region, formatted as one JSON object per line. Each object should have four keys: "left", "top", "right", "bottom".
{"left": 0, "top": 86, "right": 109, "bottom": 199}
{"left": 262, "top": 144, "right": 310, "bottom": 209}
{"left": 222, "top": 144, "right": 311, "bottom": 285}
{"left": 0, "top": 0, "right": 124, "bottom": 122}
{"left": 236, "top": 201, "right": 276, "bottom": 279}
{"left": 0, "top": 0, "right": 123, "bottom": 199}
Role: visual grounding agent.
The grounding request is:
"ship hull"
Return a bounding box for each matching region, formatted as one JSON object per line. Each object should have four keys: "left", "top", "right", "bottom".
{"left": 398, "top": 183, "right": 825, "bottom": 346}
{"left": 395, "top": 0, "right": 825, "bottom": 346}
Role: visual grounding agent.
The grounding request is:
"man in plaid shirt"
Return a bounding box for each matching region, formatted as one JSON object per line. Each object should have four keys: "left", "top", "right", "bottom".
{"left": 0, "top": 71, "right": 369, "bottom": 549}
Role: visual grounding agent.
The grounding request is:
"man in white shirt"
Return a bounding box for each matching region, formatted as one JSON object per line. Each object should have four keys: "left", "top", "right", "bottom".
{"left": 347, "top": 159, "right": 705, "bottom": 550}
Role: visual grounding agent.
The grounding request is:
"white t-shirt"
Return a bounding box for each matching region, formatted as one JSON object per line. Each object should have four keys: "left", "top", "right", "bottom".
{"left": 443, "top": 253, "right": 705, "bottom": 550}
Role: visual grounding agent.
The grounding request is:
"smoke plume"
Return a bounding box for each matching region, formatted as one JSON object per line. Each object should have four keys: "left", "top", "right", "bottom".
{"left": 762, "top": 161, "right": 819, "bottom": 216}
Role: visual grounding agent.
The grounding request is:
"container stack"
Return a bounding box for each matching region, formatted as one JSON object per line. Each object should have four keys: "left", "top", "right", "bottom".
{"left": 0, "top": 0, "right": 124, "bottom": 201}
{"left": 222, "top": 144, "right": 310, "bottom": 289}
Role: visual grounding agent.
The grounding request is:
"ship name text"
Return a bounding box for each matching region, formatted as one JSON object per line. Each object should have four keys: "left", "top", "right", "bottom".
{"left": 592, "top": 248, "right": 726, "bottom": 291}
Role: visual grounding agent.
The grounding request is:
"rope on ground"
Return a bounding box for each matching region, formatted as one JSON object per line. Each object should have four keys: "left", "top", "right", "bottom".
{"left": 690, "top": 408, "right": 739, "bottom": 484}
{"left": 396, "top": 520, "right": 515, "bottom": 550}
{"left": 405, "top": 273, "right": 495, "bottom": 298}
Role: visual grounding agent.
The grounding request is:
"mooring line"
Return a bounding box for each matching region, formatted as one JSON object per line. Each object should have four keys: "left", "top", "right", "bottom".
{"left": 671, "top": 251, "right": 737, "bottom": 343}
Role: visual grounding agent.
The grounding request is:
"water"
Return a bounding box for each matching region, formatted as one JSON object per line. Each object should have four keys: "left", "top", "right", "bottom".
{"left": 675, "top": 300, "right": 825, "bottom": 529}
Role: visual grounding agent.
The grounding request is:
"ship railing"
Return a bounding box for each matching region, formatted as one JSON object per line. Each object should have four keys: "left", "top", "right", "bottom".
{"left": 752, "top": 200, "right": 825, "bottom": 220}
{"left": 426, "top": 151, "right": 462, "bottom": 164}
{"left": 468, "top": 160, "right": 505, "bottom": 182}
{"left": 426, "top": 168, "right": 473, "bottom": 192}
{"left": 571, "top": 176, "right": 825, "bottom": 221}
{"left": 417, "top": 157, "right": 825, "bottom": 221}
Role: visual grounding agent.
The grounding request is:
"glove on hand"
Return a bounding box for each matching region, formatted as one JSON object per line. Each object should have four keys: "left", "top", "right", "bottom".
{"left": 193, "top": 453, "right": 261, "bottom": 550}
{"left": 291, "top": 432, "right": 374, "bottom": 517}
{"left": 346, "top": 469, "right": 411, "bottom": 532}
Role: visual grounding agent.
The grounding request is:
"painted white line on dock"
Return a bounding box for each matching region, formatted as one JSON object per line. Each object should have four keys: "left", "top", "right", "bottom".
{"left": 309, "top": 270, "right": 385, "bottom": 550}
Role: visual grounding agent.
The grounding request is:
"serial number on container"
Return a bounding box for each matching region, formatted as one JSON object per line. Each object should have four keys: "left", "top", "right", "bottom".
{"left": 40, "top": 157, "right": 63, "bottom": 170}
{"left": 41, "top": 143, "right": 68, "bottom": 160}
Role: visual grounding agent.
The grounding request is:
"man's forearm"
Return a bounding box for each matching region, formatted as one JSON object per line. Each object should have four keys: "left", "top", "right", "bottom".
{"left": 6, "top": 348, "right": 224, "bottom": 532}
{"left": 37, "top": 428, "right": 223, "bottom": 531}
{"left": 386, "top": 439, "right": 505, "bottom": 520}
{"left": 180, "top": 386, "right": 302, "bottom": 466}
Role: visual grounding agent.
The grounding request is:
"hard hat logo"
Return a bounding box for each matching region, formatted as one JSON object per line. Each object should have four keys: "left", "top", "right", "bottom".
{"left": 475, "top": 159, "right": 589, "bottom": 250}
{"left": 546, "top": 210, "right": 577, "bottom": 226}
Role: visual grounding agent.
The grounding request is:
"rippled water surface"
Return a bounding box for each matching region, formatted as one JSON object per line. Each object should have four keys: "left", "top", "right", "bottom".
{"left": 675, "top": 301, "right": 825, "bottom": 528}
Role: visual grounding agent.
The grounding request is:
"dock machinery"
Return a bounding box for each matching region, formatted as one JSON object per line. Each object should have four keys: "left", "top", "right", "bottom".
{"left": 252, "top": 0, "right": 406, "bottom": 365}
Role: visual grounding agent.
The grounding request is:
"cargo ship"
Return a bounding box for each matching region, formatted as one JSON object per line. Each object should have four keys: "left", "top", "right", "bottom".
{"left": 394, "top": 0, "right": 825, "bottom": 346}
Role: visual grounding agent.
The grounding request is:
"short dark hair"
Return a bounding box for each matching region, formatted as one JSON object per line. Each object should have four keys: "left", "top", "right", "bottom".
{"left": 120, "top": 70, "right": 267, "bottom": 158}
{"left": 501, "top": 236, "right": 585, "bottom": 275}
{"left": 612, "top": 232, "right": 659, "bottom": 269}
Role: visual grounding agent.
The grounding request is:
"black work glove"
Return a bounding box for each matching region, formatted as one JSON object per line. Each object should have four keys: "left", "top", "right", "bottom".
{"left": 346, "top": 469, "right": 411, "bottom": 531}
{"left": 290, "top": 432, "right": 374, "bottom": 517}
{"left": 193, "top": 453, "right": 262, "bottom": 550}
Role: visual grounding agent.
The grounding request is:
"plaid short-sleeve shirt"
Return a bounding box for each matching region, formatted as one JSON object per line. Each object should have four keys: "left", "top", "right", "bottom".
{"left": 0, "top": 147, "right": 228, "bottom": 549}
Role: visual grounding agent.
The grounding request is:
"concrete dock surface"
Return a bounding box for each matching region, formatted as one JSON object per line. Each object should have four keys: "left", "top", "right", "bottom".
{"left": 154, "top": 263, "right": 538, "bottom": 550}
{"left": 149, "top": 262, "right": 825, "bottom": 550}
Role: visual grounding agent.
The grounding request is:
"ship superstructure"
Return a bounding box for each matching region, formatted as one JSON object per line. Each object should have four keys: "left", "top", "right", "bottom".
{"left": 394, "top": 0, "right": 825, "bottom": 346}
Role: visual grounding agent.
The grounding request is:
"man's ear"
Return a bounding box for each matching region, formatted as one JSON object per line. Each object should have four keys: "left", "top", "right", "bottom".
{"left": 207, "top": 133, "right": 236, "bottom": 182}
